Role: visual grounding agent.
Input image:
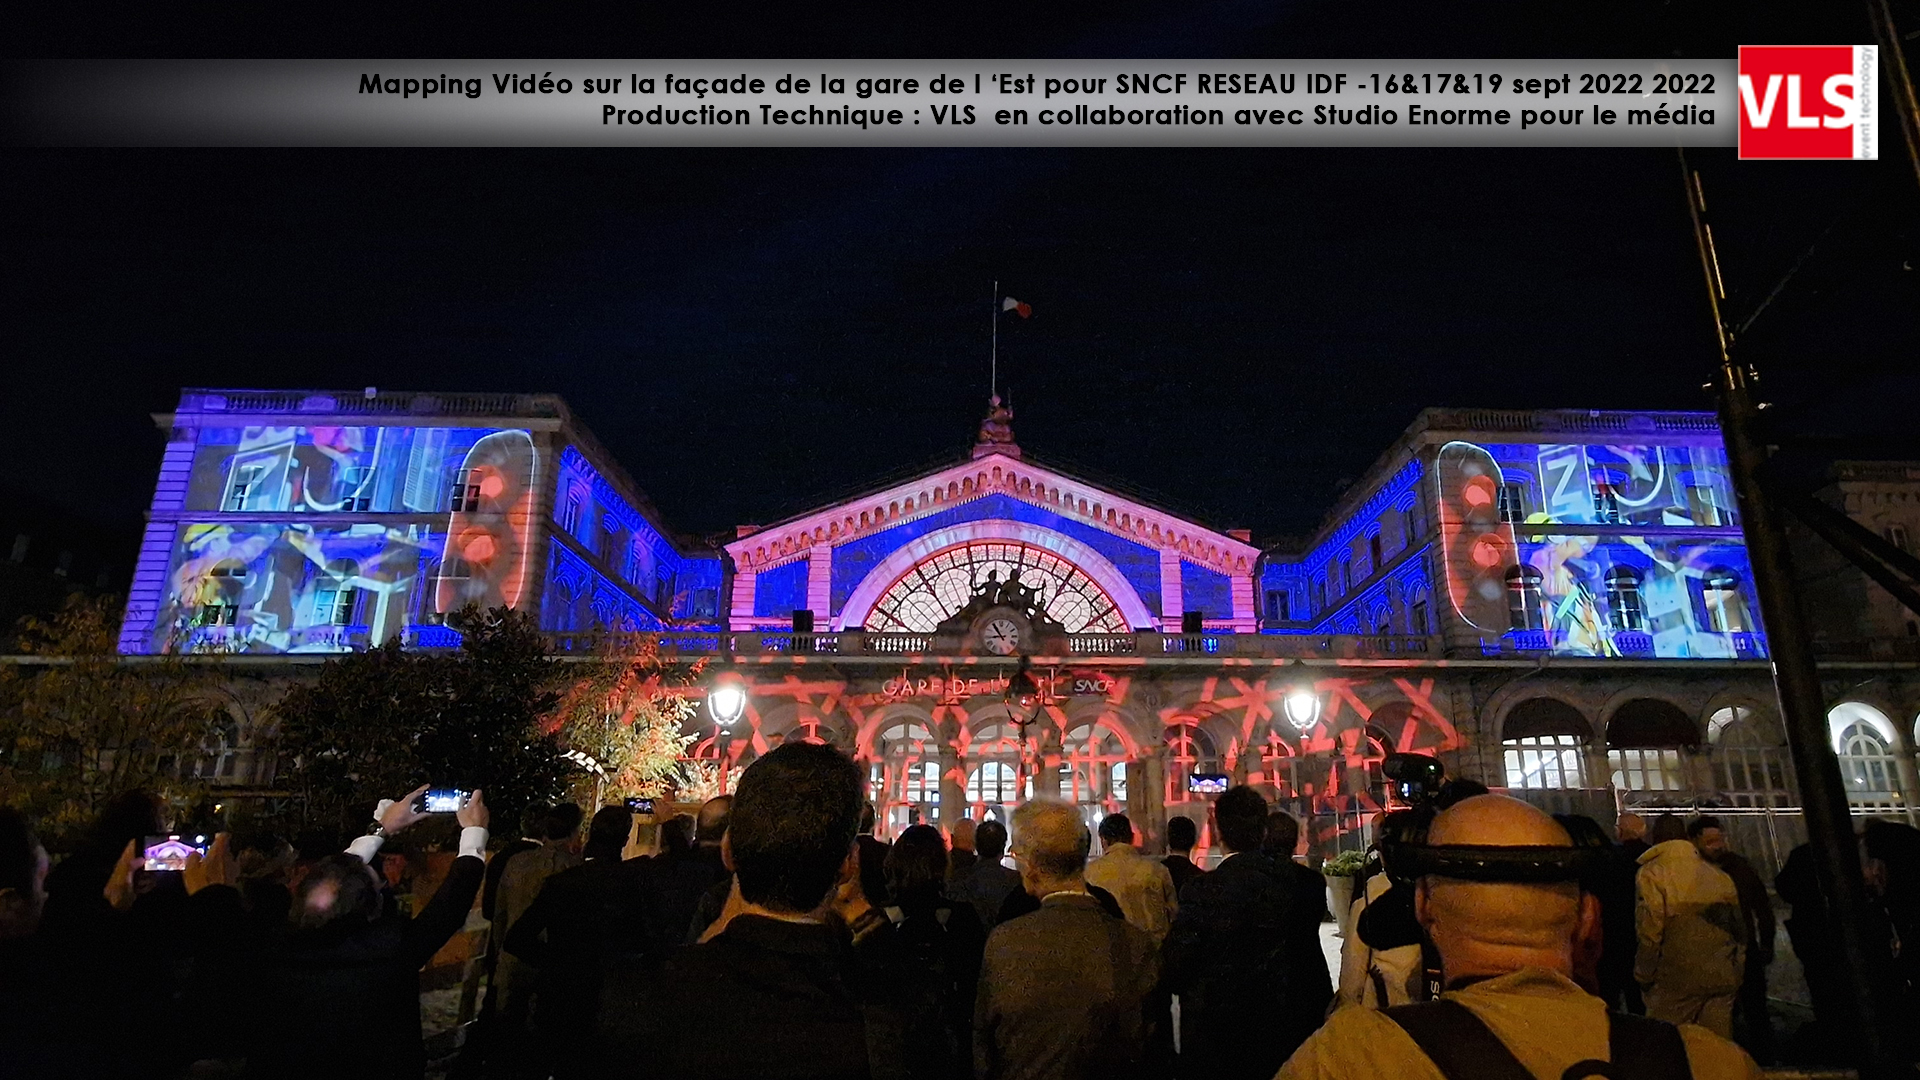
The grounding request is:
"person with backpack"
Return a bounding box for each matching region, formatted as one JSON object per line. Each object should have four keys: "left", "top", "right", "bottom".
{"left": 881, "top": 824, "right": 985, "bottom": 1080}
{"left": 1278, "top": 795, "right": 1761, "bottom": 1080}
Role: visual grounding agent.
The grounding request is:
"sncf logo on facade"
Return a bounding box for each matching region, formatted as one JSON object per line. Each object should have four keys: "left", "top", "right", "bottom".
{"left": 1737, "top": 46, "right": 1877, "bottom": 160}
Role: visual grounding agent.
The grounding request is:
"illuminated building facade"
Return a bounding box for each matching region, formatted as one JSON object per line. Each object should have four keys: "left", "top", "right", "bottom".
{"left": 118, "top": 389, "right": 720, "bottom": 656}
{"left": 114, "top": 391, "right": 1920, "bottom": 875}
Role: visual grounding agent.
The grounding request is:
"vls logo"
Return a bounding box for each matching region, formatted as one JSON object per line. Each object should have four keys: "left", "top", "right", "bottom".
{"left": 1737, "top": 46, "right": 1878, "bottom": 159}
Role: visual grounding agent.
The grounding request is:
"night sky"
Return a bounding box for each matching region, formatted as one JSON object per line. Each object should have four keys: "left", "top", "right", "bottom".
{"left": 5, "top": 1, "right": 1915, "bottom": 552}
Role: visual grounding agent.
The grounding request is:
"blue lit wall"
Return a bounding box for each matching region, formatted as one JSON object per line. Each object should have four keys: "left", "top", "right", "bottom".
{"left": 753, "top": 559, "right": 809, "bottom": 620}
{"left": 1260, "top": 459, "right": 1434, "bottom": 637}
{"left": 548, "top": 446, "right": 722, "bottom": 630}
{"left": 828, "top": 493, "right": 1164, "bottom": 619}
{"left": 1180, "top": 562, "right": 1232, "bottom": 620}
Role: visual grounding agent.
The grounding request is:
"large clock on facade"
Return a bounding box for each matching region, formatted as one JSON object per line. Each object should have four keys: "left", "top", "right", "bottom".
{"left": 982, "top": 617, "right": 1021, "bottom": 655}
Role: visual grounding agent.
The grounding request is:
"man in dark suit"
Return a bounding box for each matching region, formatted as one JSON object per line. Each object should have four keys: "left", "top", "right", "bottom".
{"left": 248, "top": 786, "right": 492, "bottom": 1080}
{"left": 952, "top": 819, "right": 1025, "bottom": 929}
{"left": 1163, "top": 814, "right": 1206, "bottom": 894}
{"left": 1166, "top": 787, "right": 1330, "bottom": 1080}
{"left": 857, "top": 801, "right": 892, "bottom": 907}
{"left": 645, "top": 794, "right": 732, "bottom": 955}
{"left": 600, "top": 742, "right": 898, "bottom": 1080}
{"left": 974, "top": 798, "right": 1161, "bottom": 1080}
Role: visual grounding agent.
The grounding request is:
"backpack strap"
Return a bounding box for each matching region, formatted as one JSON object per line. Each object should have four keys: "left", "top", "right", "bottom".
{"left": 1383, "top": 1000, "right": 1534, "bottom": 1080}
{"left": 1557, "top": 1014, "right": 1692, "bottom": 1080}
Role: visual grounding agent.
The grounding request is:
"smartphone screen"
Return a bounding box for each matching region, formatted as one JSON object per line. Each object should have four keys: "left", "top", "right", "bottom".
{"left": 625, "top": 796, "right": 655, "bottom": 814}
{"left": 422, "top": 788, "right": 470, "bottom": 813}
{"left": 142, "top": 834, "right": 208, "bottom": 872}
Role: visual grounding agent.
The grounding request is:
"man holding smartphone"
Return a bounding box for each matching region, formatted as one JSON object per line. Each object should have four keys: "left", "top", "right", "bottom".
{"left": 243, "top": 784, "right": 491, "bottom": 1080}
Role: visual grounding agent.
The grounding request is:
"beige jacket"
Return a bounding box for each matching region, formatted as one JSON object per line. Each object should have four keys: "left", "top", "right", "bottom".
{"left": 1084, "top": 843, "right": 1179, "bottom": 942}
{"left": 1634, "top": 839, "right": 1745, "bottom": 996}
{"left": 1279, "top": 967, "right": 1761, "bottom": 1079}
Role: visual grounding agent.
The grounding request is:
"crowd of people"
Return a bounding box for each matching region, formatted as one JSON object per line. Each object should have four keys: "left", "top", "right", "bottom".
{"left": 5, "top": 739, "right": 1916, "bottom": 1078}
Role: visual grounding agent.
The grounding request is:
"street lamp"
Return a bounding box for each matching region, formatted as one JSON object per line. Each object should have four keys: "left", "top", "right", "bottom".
{"left": 1003, "top": 656, "right": 1042, "bottom": 795}
{"left": 707, "top": 679, "right": 748, "bottom": 729}
{"left": 1282, "top": 684, "right": 1322, "bottom": 733}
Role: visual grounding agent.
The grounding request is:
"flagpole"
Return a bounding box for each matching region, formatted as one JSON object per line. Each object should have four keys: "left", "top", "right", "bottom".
{"left": 990, "top": 279, "right": 999, "bottom": 400}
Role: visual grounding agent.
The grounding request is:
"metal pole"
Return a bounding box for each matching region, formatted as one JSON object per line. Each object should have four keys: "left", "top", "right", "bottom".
{"left": 1679, "top": 151, "right": 1897, "bottom": 1075}
{"left": 1866, "top": 0, "right": 1920, "bottom": 192}
{"left": 991, "top": 279, "right": 999, "bottom": 399}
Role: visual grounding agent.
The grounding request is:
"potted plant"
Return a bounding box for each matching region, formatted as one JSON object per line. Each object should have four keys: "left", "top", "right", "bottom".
{"left": 1321, "top": 848, "right": 1369, "bottom": 936}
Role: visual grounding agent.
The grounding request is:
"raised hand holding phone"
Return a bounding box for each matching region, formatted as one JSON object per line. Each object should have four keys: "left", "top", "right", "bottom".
{"left": 456, "top": 788, "right": 489, "bottom": 831}
{"left": 380, "top": 784, "right": 432, "bottom": 835}
{"left": 183, "top": 833, "right": 235, "bottom": 896}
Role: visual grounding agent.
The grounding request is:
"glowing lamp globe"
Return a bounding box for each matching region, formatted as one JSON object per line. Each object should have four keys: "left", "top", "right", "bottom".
{"left": 708, "top": 683, "right": 747, "bottom": 729}
{"left": 1282, "top": 686, "right": 1321, "bottom": 733}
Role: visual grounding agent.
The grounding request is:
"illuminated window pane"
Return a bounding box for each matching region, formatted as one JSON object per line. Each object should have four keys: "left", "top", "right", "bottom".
{"left": 866, "top": 540, "right": 1130, "bottom": 634}
{"left": 1502, "top": 734, "right": 1587, "bottom": 790}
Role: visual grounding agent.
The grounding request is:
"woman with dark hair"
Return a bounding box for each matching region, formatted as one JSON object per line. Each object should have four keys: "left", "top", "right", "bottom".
{"left": 882, "top": 823, "right": 987, "bottom": 1080}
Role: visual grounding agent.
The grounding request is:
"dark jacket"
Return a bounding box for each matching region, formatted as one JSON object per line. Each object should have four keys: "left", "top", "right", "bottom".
{"left": 859, "top": 834, "right": 892, "bottom": 907}
{"left": 248, "top": 854, "right": 484, "bottom": 1080}
{"left": 1166, "top": 851, "right": 1331, "bottom": 1079}
{"left": 1162, "top": 853, "right": 1205, "bottom": 895}
{"left": 886, "top": 898, "right": 989, "bottom": 1080}
{"left": 600, "top": 912, "right": 880, "bottom": 1080}
{"left": 1716, "top": 850, "right": 1775, "bottom": 962}
{"left": 643, "top": 844, "right": 729, "bottom": 955}
{"left": 952, "top": 859, "right": 1025, "bottom": 929}
{"left": 503, "top": 855, "right": 656, "bottom": 1032}
{"left": 482, "top": 836, "right": 541, "bottom": 921}
{"left": 974, "top": 892, "right": 1162, "bottom": 1080}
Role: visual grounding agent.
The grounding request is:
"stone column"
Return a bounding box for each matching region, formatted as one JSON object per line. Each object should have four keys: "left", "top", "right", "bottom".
{"left": 939, "top": 744, "right": 966, "bottom": 830}
{"left": 1159, "top": 547, "right": 1183, "bottom": 630}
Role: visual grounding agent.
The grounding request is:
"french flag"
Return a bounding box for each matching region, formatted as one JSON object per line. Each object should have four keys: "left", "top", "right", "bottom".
{"left": 1001, "top": 297, "right": 1032, "bottom": 318}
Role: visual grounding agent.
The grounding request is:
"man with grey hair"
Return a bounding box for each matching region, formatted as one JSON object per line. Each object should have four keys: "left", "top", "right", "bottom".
{"left": 974, "top": 798, "right": 1162, "bottom": 1080}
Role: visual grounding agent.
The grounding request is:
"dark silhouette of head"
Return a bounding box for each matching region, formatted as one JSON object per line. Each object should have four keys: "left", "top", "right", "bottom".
{"left": 660, "top": 813, "right": 695, "bottom": 857}
{"left": 858, "top": 801, "right": 878, "bottom": 837}
{"left": 885, "top": 824, "right": 949, "bottom": 911}
{"left": 730, "top": 742, "right": 866, "bottom": 914}
{"left": 1686, "top": 814, "right": 1728, "bottom": 859}
{"left": 1648, "top": 814, "right": 1687, "bottom": 845}
{"left": 1263, "top": 811, "right": 1301, "bottom": 860}
{"left": 1435, "top": 778, "right": 1491, "bottom": 809}
{"left": 584, "top": 806, "right": 633, "bottom": 861}
{"left": 976, "top": 819, "right": 1009, "bottom": 860}
{"left": 1167, "top": 815, "right": 1198, "bottom": 854}
{"left": 290, "top": 853, "right": 384, "bottom": 930}
{"left": 695, "top": 795, "right": 733, "bottom": 846}
{"left": 0, "top": 808, "right": 48, "bottom": 939}
{"left": 543, "top": 803, "right": 585, "bottom": 842}
{"left": 519, "top": 802, "right": 553, "bottom": 839}
{"left": 1098, "top": 813, "right": 1134, "bottom": 848}
{"left": 1215, "top": 785, "right": 1270, "bottom": 854}
{"left": 88, "top": 791, "right": 163, "bottom": 861}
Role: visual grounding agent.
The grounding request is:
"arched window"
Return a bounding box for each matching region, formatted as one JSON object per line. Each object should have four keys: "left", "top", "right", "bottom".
{"left": 1606, "top": 699, "right": 1697, "bottom": 792}
{"left": 966, "top": 762, "right": 1019, "bottom": 804}
{"left": 193, "top": 715, "right": 242, "bottom": 781}
{"left": 869, "top": 721, "right": 942, "bottom": 832}
{"left": 864, "top": 540, "right": 1129, "bottom": 633}
{"left": 1164, "top": 722, "right": 1222, "bottom": 806}
{"left": 1606, "top": 567, "right": 1646, "bottom": 632}
{"left": 1709, "top": 706, "right": 1791, "bottom": 806}
{"left": 1831, "top": 703, "right": 1903, "bottom": 811}
{"left": 1061, "top": 721, "right": 1129, "bottom": 822}
{"left": 1501, "top": 698, "right": 1592, "bottom": 790}
{"left": 1703, "top": 568, "right": 1753, "bottom": 634}
{"left": 1506, "top": 566, "right": 1545, "bottom": 631}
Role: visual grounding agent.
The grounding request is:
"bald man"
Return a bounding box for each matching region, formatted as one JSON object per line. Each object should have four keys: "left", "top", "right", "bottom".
{"left": 974, "top": 799, "right": 1161, "bottom": 1080}
{"left": 1278, "top": 796, "right": 1760, "bottom": 1080}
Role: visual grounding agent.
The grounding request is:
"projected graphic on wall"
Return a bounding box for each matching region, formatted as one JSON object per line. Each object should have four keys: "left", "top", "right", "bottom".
{"left": 1437, "top": 439, "right": 1763, "bottom": 659}
{"left": 154, "top": 424, "right": 532, "bottom": 652}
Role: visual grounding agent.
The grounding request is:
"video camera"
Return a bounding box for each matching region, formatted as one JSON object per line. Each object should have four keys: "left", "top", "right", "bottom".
{"left": 1372, "top": 753, "right": 1610, "bottom": 889}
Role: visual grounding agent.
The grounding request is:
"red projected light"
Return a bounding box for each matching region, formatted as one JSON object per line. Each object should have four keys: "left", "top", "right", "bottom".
{"left": 461, "top": 532, "right": 497, "bottom": 563}
{"left": 1470, "top": 535, "right": 1507, "bottom": 568}
{"left": 1462, "top": 475, "right": 1496, "bottom": 508}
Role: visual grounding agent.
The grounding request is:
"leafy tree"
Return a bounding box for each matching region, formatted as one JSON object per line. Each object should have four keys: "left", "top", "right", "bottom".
{"left": 0, "top": 594, "right": 220, "bottom": 846}
{"left": 272, "top": 605, "right": 573, "bottom": 846}
{"left": 550, "top": 637, "right": 705, "bottom": 806}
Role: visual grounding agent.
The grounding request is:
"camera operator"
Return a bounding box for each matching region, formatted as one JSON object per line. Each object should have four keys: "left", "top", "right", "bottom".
{"left": 1339, "top": 760, "right": 1486, "bottom": 1010}
{"left": 1279, "top": 794, "right": 1760, "bottom": 1079}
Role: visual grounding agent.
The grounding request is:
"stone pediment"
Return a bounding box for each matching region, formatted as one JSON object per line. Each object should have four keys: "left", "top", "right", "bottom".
{"left": 725, "top": 451, "right": 1262, "bottom": 576}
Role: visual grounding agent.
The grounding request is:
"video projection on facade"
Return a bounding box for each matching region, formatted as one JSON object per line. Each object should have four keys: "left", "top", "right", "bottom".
{"left": 1436, "top": 439, "right": 1763, "bottom": 659}
{"left": 150, "top": 424, "right": 535, "bottom": 652}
